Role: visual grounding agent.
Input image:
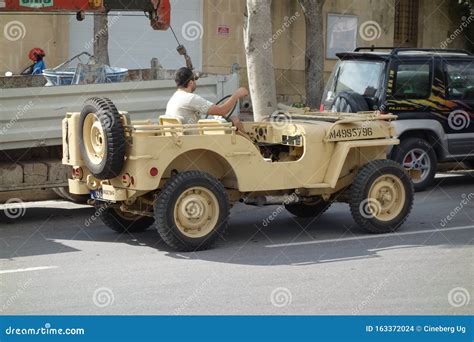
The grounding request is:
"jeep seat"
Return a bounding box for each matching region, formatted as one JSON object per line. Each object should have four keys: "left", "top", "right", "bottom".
{"left": 159, "top": 116, "right": 183, "bottom": 136}
{"left": 197, "top": 119, "right": 227, "bottom": 135}
{"left": 159, "top": 116, "right": 182, "bottom": 125}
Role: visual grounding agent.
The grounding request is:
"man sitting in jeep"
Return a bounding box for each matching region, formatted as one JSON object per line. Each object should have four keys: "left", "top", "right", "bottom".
{"left": 164, "top": 67, "right": 248, "bottom": 132}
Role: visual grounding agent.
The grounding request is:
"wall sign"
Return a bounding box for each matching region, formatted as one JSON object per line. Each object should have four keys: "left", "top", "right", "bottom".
{"left": 20, "top": 0, "right": 54, "bottom": 8}
{"left": 217, "top": 25, "right": 230, "bottom": 36}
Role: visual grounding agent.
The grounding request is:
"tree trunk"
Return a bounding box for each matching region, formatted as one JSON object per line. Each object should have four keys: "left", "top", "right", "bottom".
{"left": 93, "top": 12, "right": 110, "bottom": 65}
{"left": 298, "top": 0, "right": 325, "bottom": 109}
{"left": 244, "top": 0, "right": 277, "bottom": 121}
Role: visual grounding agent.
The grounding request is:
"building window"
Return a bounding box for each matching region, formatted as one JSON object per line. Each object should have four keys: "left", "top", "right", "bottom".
{"left": 394, "top": 0, "right": 419, "bottom": 47}
{"left": 326, "top": 14, "right": 358, "bottom": 59}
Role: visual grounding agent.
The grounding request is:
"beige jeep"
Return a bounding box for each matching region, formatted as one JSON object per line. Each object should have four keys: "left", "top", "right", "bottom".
{"left": 63, "top": 97, "right": 414, "bottom": 251}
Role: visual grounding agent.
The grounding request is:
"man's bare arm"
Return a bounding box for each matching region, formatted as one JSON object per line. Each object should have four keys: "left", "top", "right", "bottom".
{"left": 207, "top": 87, "right": 249, "bottom": 116}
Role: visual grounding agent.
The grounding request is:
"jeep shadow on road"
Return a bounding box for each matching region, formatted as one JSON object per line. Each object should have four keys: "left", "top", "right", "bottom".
{"left": 1, "top": 173, "right": 472, "bottom": 265}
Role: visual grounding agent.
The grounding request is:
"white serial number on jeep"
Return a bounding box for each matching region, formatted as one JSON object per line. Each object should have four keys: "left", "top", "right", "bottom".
{"left": 329, "top": 127, "right": 373, "bottom": 140}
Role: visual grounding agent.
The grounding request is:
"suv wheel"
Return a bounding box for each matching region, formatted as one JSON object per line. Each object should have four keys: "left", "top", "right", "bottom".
{"left": 155, "top": 171, "right": 230, "bottom": 251}
{"left": 350, "top": 160, "right": 414, "bottom": 233}
{"left": 391, "top": 138, "right": 437, "bottom": 192}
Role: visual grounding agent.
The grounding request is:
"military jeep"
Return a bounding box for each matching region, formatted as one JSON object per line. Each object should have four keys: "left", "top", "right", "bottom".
{"left": 63, "top": 97, "right": 414, "bottom": 251}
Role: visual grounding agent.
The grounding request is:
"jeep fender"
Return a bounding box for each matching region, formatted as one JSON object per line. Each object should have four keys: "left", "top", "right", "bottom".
{"left": 322, "top": 139, "right": 399, "bottom": 189}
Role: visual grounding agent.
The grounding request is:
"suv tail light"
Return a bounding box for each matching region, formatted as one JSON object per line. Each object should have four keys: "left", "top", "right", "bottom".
{"left": 319, "top": 104, "right": 325, "bottom": 112}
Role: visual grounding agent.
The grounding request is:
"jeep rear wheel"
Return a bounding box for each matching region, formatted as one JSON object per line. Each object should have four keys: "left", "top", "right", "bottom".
{"left": 285, "top": 198, "right": 331, "bottom": 218}
{"left": 79, "top": 97, "right": 125, "bottom": 180}
{"left": 350, "top": 160, "right": 414, "bottom": 233}
{"left": 155, "top": 171, "right": 229, "bottom": 251}
{"left": 391, "top": 138, "right": 437, "bottom": 192}
{"left": 98, "top": 206, "right": 154, "bottom": 233}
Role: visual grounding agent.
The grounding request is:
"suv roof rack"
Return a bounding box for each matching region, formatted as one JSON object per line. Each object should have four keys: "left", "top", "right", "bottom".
{"left": 354, "top": 46, "right": 472, "bottom": 56}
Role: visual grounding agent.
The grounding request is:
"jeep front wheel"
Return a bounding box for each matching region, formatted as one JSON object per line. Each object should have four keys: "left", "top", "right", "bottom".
{"left": 391, "top": 138, "right": 437, "bottom": 192}
{"left": 349, "top": 160, "right": 414, "bottom": 234}
{"left": 155, "top": 171, "right": 230, "bottom": 251}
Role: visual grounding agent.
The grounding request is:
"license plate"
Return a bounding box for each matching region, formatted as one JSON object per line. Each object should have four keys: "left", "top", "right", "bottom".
{"left": 90, "top": 189, "right": 105, "bottom": 201}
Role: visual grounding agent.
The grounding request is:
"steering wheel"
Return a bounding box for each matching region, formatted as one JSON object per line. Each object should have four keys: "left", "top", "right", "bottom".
{"left": 205, "top": 95, "right": 238, "bottom": 121}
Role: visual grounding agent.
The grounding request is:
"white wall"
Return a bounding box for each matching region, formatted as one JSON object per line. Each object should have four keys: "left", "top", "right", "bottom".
{"left": 68, "top": 0, "right": 202, "bottom": 70}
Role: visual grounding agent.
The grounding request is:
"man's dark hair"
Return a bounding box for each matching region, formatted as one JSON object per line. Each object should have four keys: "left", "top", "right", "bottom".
{"left": 175, "top": 67, "right": 194, "bottom": 88}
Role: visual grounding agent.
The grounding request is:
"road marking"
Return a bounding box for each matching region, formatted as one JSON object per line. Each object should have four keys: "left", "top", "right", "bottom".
{"left": 266, "top": 225, "right": 474, "bottom": 248}
{"left": 0, "top": 266, "right": 58, "bottom": 274}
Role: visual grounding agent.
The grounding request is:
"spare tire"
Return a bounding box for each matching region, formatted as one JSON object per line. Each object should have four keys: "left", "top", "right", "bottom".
{"left": 79, "top": 97, "right": 125, "bottom": 179}
{"left": 331, "top": 91, "right": 369, "bottom": 113}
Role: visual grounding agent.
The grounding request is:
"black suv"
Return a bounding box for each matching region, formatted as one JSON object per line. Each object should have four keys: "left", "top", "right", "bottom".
{"left": 321, "top": 47, "right": 474, "bottom": 191}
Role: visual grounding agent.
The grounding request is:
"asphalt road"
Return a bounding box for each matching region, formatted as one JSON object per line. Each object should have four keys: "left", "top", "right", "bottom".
{"left": 1, "top": 173, "right": 473, "bottom": 315}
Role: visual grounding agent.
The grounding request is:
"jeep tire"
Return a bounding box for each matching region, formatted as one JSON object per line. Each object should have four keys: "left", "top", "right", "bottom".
{"left": 79, "top": 97, "right": 125, "bottom": 180}
{"left": 349, "top": 159, "right": 414, "bottom": 234}
{"left": 154, "top": 171, "right": 230, "bottom": 251}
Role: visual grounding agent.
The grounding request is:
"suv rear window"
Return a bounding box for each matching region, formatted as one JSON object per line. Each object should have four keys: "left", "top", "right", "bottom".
{"left": 330, "top": 60, "right": 384, "bottom": 99}
{"left": 446, "top": 61, "right": 474, "bottom": 100}
{"left": 393, "top": 63, "right": 431, "bottom": 99}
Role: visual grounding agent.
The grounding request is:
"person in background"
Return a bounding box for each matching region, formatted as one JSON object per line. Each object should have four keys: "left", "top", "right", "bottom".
{"left": 28, "top": 48, "right": 46, "bottom": 75}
